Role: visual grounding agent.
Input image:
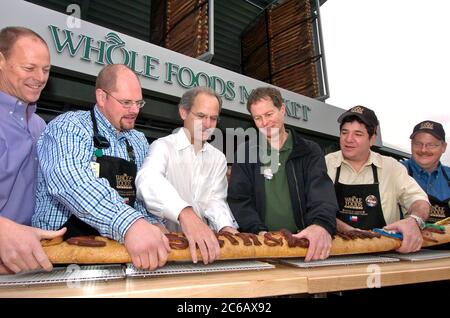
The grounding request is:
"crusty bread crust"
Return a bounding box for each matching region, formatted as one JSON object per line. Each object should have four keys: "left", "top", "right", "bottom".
{"left": 40, "top": 225, "right": 450, "bottom": 265}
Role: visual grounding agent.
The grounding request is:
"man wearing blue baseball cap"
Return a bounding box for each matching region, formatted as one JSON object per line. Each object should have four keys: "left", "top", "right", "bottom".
{"left": 402, "top": 120, "right": 449, "bottom": 224}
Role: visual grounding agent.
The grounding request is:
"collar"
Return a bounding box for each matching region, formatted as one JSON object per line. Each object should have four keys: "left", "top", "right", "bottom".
{"left": 332, "top": 150, "right": 383, "bottom": 170}
{"left": 93, "top": 105, "right": 130, "bottom": 141}
{"left": 410, "top": 159, "right": 441, "bottom": 176}
{"left": 280, "top": 131, "right": 293, "bottom": 152}
{"left": 286, "top": 129, "right": 314, "bottom": 159}
{"left": 0, "top": 91, "right": 37, "bottom": 116}
{"left": 174, "top": 128, "right": 208, "bottom": 152}
{"left": 265, "top": 130, "right": 293, "bottom": 154}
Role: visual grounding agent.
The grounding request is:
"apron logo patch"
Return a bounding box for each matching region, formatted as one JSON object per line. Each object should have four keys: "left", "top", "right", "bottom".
{"left": 116, "top": 173, "right": 133, "bottom": 190}
{"left": 365, "top": 195, "right": 378, "bottom": 207}
{"left": 430, "top": 205, "right": 446, "bottom": 218}
{"left": 344, "top": 196, "right": 364, "bottom": 210}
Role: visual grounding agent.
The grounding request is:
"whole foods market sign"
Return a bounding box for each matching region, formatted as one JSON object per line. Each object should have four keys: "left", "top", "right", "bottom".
{"left": 48, "top": 26, "right": 312, "bottom": 122}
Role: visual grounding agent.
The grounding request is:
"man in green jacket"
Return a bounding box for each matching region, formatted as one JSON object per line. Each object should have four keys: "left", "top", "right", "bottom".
{"left": 227, "top": 87, "right": 338, "bottom": 262}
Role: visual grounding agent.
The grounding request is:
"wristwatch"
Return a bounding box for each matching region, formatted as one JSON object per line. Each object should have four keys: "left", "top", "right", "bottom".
{"left": 408, "top": 214, "right": 426, "bottom": 230}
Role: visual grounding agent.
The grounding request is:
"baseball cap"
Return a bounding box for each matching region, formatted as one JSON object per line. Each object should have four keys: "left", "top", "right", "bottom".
{"left": 410, "top": 120, "right": 445, "bottom": 141}
{"left": 337, "top": 105, "right": 379, "bottom": 127}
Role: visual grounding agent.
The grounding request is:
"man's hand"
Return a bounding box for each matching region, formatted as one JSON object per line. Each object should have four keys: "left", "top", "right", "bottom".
{"left": 336, "top": 218, "right": 356, "bottom": 233}
{"left": 179, "top": 207, "right": 220, "bottom": 264}
{"left": 384, "top": 217, "right": 423, "bottom": 253}
{"left": 154, "top": 222, "right": 169, "bottom": 234}
{"left": 0, "top": 216, "right": 67, "bottom": 274}
{"left": 294, "top": 224, "right": 332, "bottom": 262}
{"left": 219, "top": 226, "right": 239, "bottom": 234}
{"left": 124, "top": 219, "right": 171, "bottom": 270}
{"left": 0, "top": 261, "right": 13, "bottom": 275}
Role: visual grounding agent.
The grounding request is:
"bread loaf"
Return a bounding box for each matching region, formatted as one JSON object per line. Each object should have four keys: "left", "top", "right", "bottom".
{"left": 41, "top": 226, "right": 450, "bottom": 265}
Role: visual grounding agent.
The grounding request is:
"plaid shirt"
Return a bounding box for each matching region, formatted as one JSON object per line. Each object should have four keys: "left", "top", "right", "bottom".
{"left": 32, "top": 106, "right": 161, "bottom": 242}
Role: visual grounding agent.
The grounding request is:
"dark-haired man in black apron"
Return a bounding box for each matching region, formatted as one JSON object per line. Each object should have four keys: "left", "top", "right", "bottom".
{"left": 325, "top": 106, "right": 430, "bottom": 253}
{"left": 33, "top": 64, "right": 170, "bottom": 270}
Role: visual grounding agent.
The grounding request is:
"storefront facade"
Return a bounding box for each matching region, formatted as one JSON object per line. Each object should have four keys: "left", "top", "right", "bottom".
{"left": 1, "top": 0, "right": 398, "bottom": 160}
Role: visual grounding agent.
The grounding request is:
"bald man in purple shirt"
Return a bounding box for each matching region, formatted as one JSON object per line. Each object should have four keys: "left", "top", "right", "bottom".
{"left": 0, "top": 26, "right": 65, "bottom": 274}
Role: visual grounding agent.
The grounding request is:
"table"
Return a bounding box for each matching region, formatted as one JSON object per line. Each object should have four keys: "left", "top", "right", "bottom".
{"left": 1, "top": 258, "right": 450, "bottom": 298}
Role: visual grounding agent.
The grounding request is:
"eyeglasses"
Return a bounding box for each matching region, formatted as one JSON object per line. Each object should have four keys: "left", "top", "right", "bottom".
{"left": 189, "top": 111, "right": 219, "bottom": 123}
{"left": 102, "top": 90, "right": 146, "bottom": 109}
{"left": 411, "top": 141, "right": 443, "bottom": 150}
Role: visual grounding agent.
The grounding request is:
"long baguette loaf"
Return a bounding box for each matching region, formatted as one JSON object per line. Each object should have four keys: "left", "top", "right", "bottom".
{"left": 41, "top": 226, "right": 450, "bottom": 265}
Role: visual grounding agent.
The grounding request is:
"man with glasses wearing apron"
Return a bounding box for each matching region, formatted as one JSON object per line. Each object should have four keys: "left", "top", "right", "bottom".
{"left": 33, "top": 64, "right": 171, "bottom": 271}
{"left": 325, "top": 106, "right": 430, "bottom": 253}
{"left": 402, "top": 121, "right": 449, "bottom": 225}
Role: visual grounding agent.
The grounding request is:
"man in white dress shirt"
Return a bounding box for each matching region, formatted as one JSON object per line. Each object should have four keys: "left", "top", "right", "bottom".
{"left": 136, "top": 87, "right": 238, "bottom": 264}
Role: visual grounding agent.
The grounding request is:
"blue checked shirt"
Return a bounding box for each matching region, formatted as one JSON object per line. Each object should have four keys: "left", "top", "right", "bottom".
{"left": 33, "top": 106, "right": 162, "bottom": 242}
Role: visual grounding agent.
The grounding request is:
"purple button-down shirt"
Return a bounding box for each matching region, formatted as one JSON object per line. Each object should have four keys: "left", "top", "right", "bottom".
{"left": 0, "top": 91, "right": 46, "bottom": 225}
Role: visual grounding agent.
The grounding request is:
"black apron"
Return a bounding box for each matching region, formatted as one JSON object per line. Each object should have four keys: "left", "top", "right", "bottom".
{"left": 61, "top": 110, "right": 138, "bottom": 240}
{"left": 407, "top": 164, "right": 450, "bottom": 224}
{"left": 335, "top": 164, "right": 386, "bottom": 230}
